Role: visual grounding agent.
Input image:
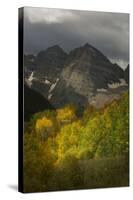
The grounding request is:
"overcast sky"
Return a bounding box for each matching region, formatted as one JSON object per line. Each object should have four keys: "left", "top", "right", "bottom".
{"left": 24, "top": 7, "right": 129, "bottom": 69}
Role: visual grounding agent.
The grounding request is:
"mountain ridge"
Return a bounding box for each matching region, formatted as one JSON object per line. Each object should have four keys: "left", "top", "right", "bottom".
{"left": 24, "top": 43, "right": 129, "bottom": 109}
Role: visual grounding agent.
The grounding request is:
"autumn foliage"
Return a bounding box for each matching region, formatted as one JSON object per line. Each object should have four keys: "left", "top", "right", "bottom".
{"left": 24, "top": 92, "right": 129, "bottom": 192}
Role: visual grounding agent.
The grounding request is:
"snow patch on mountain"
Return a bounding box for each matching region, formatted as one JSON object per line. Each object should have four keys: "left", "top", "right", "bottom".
{"left": 25, "top": 71, "right": 34, "bottom": 87}
{"left": 48, "top": 93, "right": 53, "bottom": 100}
{"left": 49, "top": 78, "right": 59, "bottom": 93}
{"left": 44, "top": 79, "right": 51, "bottom": 85}
{"left": 97, "top": 88, "right": 107, "bottom": 92}
{"left": 108, "top": 79, "right": 128, "bottom": 89}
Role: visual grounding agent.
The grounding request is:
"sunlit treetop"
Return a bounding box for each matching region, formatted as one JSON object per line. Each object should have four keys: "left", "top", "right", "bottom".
{"left": 56, "top": 105, "right": 77, "bottom": 123}
{"left": 35, "top": 117, "right": 53, "bottom": 131}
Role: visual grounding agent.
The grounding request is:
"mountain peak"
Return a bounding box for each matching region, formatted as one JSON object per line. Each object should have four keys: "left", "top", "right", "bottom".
{"left": 47, "top": 45, "right": 66, "bottom": 54}
{"left": 83, "top": 43, "right": 91, "bottom": 49}
{"left": 67, "top": 43, "right": 110, "bottom": 64}
{"left": 35, "top": 45, "right": 68, "bottom": 75}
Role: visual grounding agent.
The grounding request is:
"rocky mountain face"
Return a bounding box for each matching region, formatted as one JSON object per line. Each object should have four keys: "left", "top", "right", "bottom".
{"left": 24, "top": 54, "right": 36, "bottom": 70}
{"left": 24, "top": 43, "right": 129, "bottom": 109}
{"left": 125, "top": 64, "right": 129, "bottom": 84}
{"left": 35, "top": 45, "right": 67, "bottom": 79}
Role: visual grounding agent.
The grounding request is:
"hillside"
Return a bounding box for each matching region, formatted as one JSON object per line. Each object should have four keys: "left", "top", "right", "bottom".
{"left": 24, "top": 84, "right": 54, "bottom": 121}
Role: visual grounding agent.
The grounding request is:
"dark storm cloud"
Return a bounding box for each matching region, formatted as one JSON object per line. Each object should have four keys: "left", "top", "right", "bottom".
{"left": 24, "top": 7, "right": 129, "bottom": 68}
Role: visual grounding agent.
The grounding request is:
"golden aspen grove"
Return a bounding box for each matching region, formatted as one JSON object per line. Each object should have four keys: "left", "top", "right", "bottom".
{"left": 24, "top": 92, "right": 129, "bottom": 192}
